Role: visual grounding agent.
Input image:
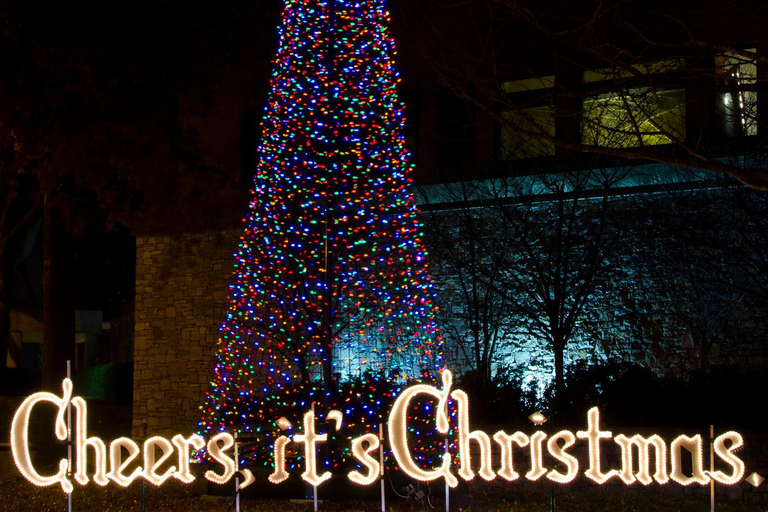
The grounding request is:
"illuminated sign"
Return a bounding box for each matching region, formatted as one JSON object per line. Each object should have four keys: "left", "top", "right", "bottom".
{"left": 10, "top": 370, "right": 752, "bottom": 493}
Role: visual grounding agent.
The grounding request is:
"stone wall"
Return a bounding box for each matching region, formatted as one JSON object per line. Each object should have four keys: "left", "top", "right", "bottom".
{"left": 423, "top": 185, "right": 768, "bottom": 391}
{"left": 131, "top": 186, "right": 768, "bottom": 437}
{"left": 132, "top": 230, "right": 239, "bottom": 438}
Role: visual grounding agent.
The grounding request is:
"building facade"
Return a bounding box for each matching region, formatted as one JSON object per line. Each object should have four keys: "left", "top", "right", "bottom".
{"left": 129, "top": 0, "right": 768, "bottom": 437}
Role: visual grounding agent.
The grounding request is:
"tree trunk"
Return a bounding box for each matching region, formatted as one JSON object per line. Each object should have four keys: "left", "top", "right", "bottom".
{"left": 41, "top": 199, "right": 75, "bottom": 392}
{"left": 0, "top": 242, "right": 20, "bottom": 386}
{"left": 553, "top": 338, "right": 565, "bottom": 406}
{"left": 0, "top": 284, "right": 10, "bottom": 386}
{"left": 700, "top": 335, "right": 710, "bottom": 374}
{"left": 33, "top": 198, "right": 75, "bottom": 471}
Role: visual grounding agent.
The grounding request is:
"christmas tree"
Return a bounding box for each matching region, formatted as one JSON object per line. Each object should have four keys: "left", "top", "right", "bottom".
{"left": 197, "top": 0, "right": 443, "bottom": 466}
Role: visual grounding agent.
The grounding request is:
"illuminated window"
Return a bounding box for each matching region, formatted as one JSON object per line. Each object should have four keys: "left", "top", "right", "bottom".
{"left": 717, "top": 49, "right": 757, "bottom": 137}
{"left": 500, "top": 76, "right": 555, "bottom": 160}
{"left": 581, "top": 88, "right": 686, "bottom": 148}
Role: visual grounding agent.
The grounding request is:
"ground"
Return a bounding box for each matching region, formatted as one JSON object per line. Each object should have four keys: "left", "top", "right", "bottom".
{"left": 1, "top": 449, "right": 765, "bottom": 512}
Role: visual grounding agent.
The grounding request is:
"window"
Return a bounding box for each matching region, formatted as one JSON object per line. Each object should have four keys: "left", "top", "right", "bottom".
{"left": 582, "top": 88, "right": 686, "bottom": 148}
{"left": 500, "top": 75, "right": 555, "bottom": 160}
{"left": 581, "top": 59, "right": 686, "bottom": 149}
{"left": 717, "top": 49, "right": 757, "bottom": 137}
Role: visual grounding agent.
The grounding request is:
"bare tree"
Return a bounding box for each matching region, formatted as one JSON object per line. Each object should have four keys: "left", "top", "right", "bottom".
{"left": 0, "top": 1, "right": 279, "bottom": 384}
{"left": 728, "top": 186, "right": 768, "bottom": 304}
{"left": 498, "top": 171, "right": 630, "bottom": 396}
{"left": 423, "top": 181, "right": 513, "bottom": 383}
{"left": 640, "top": 179, "right": 751, "bottom": 374}
{"left": 421, "top": 168, "right": 630, "bottom": 396}
{"left": 0, "top": 138, "right": 43, "bottom": 384}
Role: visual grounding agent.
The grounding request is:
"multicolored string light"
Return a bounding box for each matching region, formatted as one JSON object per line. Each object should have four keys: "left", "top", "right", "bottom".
{"left": 197, "top": 0, "right": 444, "bottom": 467}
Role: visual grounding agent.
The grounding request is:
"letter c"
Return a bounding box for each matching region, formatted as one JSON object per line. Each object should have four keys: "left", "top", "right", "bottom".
{"left": 10, "top": 379, "right": 73, "bottom": 493}
{"left": 387, "top": 370, "right": 457, "bottom": 487}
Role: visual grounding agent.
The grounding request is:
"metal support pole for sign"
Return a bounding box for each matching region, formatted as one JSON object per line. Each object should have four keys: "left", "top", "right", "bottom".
{"left": 444, "top": 439, "right": 449, "bottom": 512}
{"left": 141, "top": 423, "right": 147, "bottom": 512}
{"left": 379, "top": 424, "right": 385, "bottom": 512}
{"left": 67, "top": 361, "right": 72, "bottom": 512}
{"left": 551, "top": 482, "right": 556, "bottom": 512}
{"left": 313, "top": 403, "right": 318, "bottom": 512}
{"left": 235, "top": 431, "right": 241, "bottom": 512}
{"left": 710, "top": 425, "right": 715, "bottom": 512}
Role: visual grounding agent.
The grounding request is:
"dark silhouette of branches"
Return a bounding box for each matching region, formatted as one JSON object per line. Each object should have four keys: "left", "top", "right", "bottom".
{"left": 397, "top": 0, "right": 768, "bottom": 188}
{"left": 422, "top": 168, "right": 630, "bottom": 396}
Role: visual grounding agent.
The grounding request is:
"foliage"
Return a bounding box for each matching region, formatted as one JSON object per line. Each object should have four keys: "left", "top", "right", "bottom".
{"left": 71, "top": 362, "right": 134, "bottom": 404}
{"left": 424, "top": 168, "right": 632, "bottom": 396}
{"left": 454, "top": 366, "right": 538, "bottom": 425}
{"left": 538, "top": 360, "right": 768, "bottom": 429}
{"left": 450, "top": 355, "right": 768, "bottom": 430}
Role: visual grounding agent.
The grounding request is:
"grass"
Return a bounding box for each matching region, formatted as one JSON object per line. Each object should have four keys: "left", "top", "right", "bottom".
{"left": 2, "top": 459, "right": 766, "bottom": 512}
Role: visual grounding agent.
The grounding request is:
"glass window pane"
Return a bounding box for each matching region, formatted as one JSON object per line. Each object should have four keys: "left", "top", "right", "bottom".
{"left": 581, "top": 88, "right": 686, "bottom": 148}
{"left": 717, "top": 49, "right": 757, "bottom": 137}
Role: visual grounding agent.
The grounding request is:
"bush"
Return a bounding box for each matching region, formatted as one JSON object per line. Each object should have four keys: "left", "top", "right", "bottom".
{"left": 72, "top": 362, "right": 134, "bottom": 403}
{"left": 533, "top": 360, "right": 768, "bottom": 428}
